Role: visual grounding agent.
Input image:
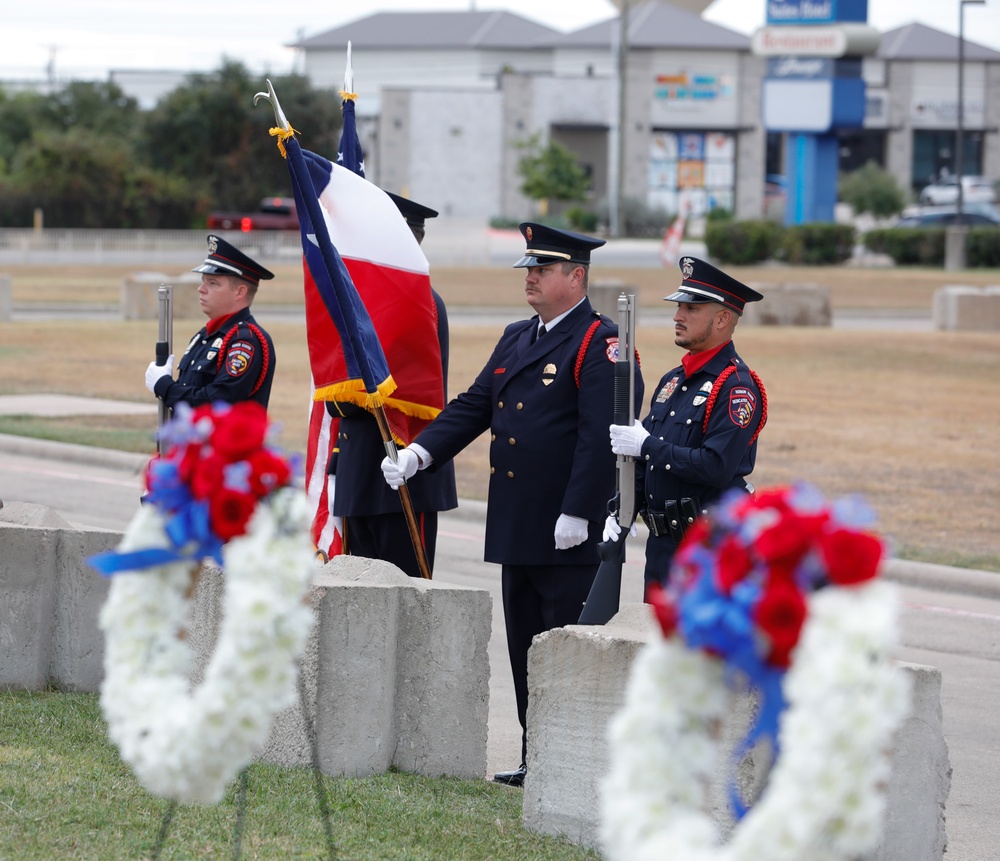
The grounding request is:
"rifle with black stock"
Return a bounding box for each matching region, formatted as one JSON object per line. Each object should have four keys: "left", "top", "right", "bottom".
{"left": 578, "top": 291, "right": 636, "bottom": 625}
{"left": 155, "top": 284, "right": 173, "bottom": 455}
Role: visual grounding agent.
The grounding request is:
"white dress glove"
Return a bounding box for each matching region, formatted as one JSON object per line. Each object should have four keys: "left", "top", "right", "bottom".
{"left": 145, "top": 355, "right": 174, "bottom": 394}
{"left": 602, "top": 514, "right": 638, "bottom": 543}
{"left": 609, "top": 420, "right": 650, "bottom": 458}
{"left": 554, "top": 513, "right": 589, "bottom": 550}
{"left": 381, "top": 448, "right": 421, "bottom": 489}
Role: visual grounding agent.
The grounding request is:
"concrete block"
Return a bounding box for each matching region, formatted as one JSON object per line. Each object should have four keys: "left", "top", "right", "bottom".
{"left": 120, "top": 271, "right": 202, "bottom": 321}
{"left": 0, "top": 273, "right": 11, "bottom": 321}
{"left": 933, "top": 285, "right": 1000, "bottom": 331}
{"left": 0, "top": 504, "right": 117, "bottom": 691}
{"left": 590, "top": 280, "right": 635, "bottom": 322}
{"left": 523, "top": 604, "right": 950, "bottom": 861}
{"left": 742, "top": 282, "right": 832, "bottom": 326}
{"left": 188, "top": 554, "right": 492, "bottom": 781}
{"left": 866, "top": 662, "right": 951, "bottom": 861}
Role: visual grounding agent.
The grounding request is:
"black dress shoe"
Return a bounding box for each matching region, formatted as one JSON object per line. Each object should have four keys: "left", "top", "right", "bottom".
{"left": 492, "top": 764, "right": 527, "bottom": 787}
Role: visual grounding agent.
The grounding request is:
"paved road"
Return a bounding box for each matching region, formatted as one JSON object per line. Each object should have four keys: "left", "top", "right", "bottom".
{"left": 2, "top": 432, "right": 997, "bottom": 859}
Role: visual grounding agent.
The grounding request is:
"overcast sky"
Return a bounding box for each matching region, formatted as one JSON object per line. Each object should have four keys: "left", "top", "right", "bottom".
{"left": 4, "top": 1, "right": 999, "bottom": 82}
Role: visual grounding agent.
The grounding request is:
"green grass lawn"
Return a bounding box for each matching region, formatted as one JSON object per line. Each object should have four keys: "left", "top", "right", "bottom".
{"left": 0, "top": 691, "right": 599, "bottom": 861}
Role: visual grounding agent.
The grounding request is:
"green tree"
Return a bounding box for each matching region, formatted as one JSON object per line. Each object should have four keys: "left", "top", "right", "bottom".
{"left": 516, "top": 134, "right": 590, "bottom": 207}
{"left": 839, "top": 161, "right": 907, "bottom": 218}
{"left": 139, "top": 62, "right": 344, "bottom": 215}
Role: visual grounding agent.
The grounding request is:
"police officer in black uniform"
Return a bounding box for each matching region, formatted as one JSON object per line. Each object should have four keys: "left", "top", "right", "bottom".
{"left": 605, "top": 256, "right": 767, "bottom": 587}
{"left": 325, "top": 193, "right": 458, "bottom": 576}
{"left": 381, "top": 223, "right": 644, "bottom": 787}
{"left": 145, "top": 236, "right": 277, "bottom": 411}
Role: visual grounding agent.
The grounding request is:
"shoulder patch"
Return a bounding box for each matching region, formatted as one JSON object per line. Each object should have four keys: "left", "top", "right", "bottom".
{"left": 728, "top": 386, "right": 757, "bottom": 428}
{"left": 225, "top": 339, "right": 255, "bottom": 378}
{"left": 605, "top": 336, "right": 619, "bottom": 363}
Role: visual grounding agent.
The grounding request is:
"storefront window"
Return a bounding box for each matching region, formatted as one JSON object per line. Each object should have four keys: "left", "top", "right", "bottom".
{"left": 647, "top": 131, "right": 735, "bottom": 216}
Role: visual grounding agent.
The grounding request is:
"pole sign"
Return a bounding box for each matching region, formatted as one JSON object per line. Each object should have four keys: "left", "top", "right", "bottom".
{"left": 766, "top": 0, "right": 868, "bottom": 25}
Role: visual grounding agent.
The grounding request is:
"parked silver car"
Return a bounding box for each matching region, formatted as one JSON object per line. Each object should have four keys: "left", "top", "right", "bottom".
{"left": 918, "top": 175, "right": 996, "bottom": 206}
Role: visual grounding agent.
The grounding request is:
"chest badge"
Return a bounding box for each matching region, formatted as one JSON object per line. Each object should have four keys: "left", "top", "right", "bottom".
{"left": 656, "top": 375, "right": 680, "bottom": 403}
{"left": 542, "top": 363, "right": 557, "bottom": 386}
{"left": 692, "top": 380, "right": 714, "bottom": 407}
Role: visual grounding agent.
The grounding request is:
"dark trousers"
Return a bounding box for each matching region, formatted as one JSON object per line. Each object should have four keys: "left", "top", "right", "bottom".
{"left": 501, "top": 562, "right": 599, "bottom": 765}
{"left": 344, "top": 512, "right": 438, "bottom": 578}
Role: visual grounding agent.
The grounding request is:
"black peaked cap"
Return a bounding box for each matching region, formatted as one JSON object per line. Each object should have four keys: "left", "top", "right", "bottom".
{"left": 664, "top": 256, "right": 763, "bottom": 314}
{"left": 513, "top": 222, "right": 606, "bottom": 268}
{"left": 385, "top": 191, "right": 439, "bottom": 228}
{"left": 192, "top": 235, "right": 274, "bottom": 286}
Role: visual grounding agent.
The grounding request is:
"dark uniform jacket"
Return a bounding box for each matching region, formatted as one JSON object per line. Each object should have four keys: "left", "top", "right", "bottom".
{"left": 154, "top": 307, "right": 275, "bottom": 410}
{"left": 416, "top": 297, "right": 644, "bottom": 567}
{"left": 328, "top": 290, "right": 457, "bottom": 517}
{"left": 637, "top": 340, "right": 763, "bottom": 578}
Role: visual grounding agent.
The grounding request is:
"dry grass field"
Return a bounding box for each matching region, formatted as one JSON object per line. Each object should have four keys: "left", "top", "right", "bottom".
{"left": 1, "top": 262, "right": 998, "bottom": 572}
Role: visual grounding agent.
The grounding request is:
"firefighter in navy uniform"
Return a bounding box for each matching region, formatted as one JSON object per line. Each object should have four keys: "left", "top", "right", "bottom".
{"left": 325, "top": 193, "right": 458, "bottom": 576}
{"left": 381, "top": 223, "right": 645, "bottom": 788}
{"left": 145, "top": 235, "right": 277, "bottom": 411}
{"left": 605, "top": 256, "right": 767, "bottom": 587}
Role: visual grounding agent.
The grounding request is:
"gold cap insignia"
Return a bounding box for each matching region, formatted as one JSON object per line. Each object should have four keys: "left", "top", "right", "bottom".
{"left": 526, "top": 226, "right": 533, "bottom": 241}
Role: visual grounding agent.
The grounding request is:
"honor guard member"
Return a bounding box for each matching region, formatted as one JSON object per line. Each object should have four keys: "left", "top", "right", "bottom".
{"left": 325, "top": 193, "right": 458, "bottom": 576}
{"left": 145, "top": 235, "right": 277, "bottom": 411}
{"left": 381, "top": 223, "right": 645, "bottom": 787}
{"left": 605, "top": 256, "right": 767, "bottom": 587}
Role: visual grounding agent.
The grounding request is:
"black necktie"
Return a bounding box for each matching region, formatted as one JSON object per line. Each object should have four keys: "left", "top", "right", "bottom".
{"left": 536, "top": 324, "right": 547, "bottom": 342}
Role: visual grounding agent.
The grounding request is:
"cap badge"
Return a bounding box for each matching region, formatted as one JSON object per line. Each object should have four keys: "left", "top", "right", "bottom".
{"left": 208, "top": 236, "right": 218, "bottom": 254}
{"left": 526, "top": 226, "right": 533, "bottom": 241}
{"left": 681, "top": 258, "right": 694, "bottom": 279}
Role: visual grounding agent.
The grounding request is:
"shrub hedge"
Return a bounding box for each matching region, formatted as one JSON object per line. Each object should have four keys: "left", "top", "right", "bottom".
{"left": 706, "top": 220, "right": 854, "bottom": 265}
{"left": 780, "top": 224, "right": 856, "bottom": 265}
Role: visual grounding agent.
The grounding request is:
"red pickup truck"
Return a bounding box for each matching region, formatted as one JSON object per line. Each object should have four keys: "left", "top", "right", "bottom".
{"left": 206, "top": 197, "right": 299, "bottom": 231}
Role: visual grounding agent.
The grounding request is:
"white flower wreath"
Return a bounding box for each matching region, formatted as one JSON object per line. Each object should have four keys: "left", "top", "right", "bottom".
{"left": 600, "top": 483, "right": 912, "bottom": 861}
{"left": 92, "top": 402, "right": 315, "bottom": 805}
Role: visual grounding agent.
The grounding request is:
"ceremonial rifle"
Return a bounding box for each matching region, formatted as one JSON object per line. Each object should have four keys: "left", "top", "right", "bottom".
{"left": 155, "top": 284, "right": 173, "bottom": 456}
{"left": 579, "top": 292, "right": 636, "bottom": 625}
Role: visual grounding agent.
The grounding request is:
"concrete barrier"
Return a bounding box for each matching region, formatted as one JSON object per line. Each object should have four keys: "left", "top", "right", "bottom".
{"left": 0, "top": 502, "right": 117, "bottom": 691}
{"left": 186, "top": 555, "right": 493, "bottom": 780}
{"left": 0, "top": 273, "right": 11, "bottom": 321}
{"left": 1, "top": 508, "right": 493, "bottom": 782}
{"left": 742, "top": 282, "right": 832, "bottom": 326}
{"left": 120, "top": 271, "right": 202, "bottom": 321}
{"left": 932, "top": 285, "right": 1000, "bottom": 331}
{"left": 523, "top": 603, "right": 950, "bottom": 861}
{"left": 590, "top": 279, "right": 635, "bottom": 321}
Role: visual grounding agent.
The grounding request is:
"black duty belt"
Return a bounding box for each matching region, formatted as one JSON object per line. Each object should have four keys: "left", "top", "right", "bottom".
{"left": 643, "top": 498, "right": 703, "bottom": 543}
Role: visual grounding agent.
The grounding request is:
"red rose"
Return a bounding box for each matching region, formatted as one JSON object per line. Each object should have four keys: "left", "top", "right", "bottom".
{"left": 210, "top": 402, "right": 269, "bottom": 459}
{"left": 245, "top": 449, "right": 292, "bottom": 496}
{"left": 716, "top": 535, "right": 753, "bottom": 593}
{"left": 754, "top": 510, "right": 828, "bottom": 565}
{"left": 190, "top": 452, "right": 228, "bottom": 500}
{"left": 820, "top": 528, "right": 884, "bottom": 586}
{"left": 645, "top": 581, "right": 679, "bottom": 638}
{"left": 209, "top": 487, "right": 258, "bottom": 541}
{"left": 754, "top": 578, "right": 808, "bottom": 668}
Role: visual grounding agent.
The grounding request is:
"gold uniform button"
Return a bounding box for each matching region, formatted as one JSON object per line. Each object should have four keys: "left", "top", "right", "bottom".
{"left": 490, "top": 467, "right": 495, "bottom": 475}
{"left": 498, "top": 401, "right": 504, "bottom": 409}
{"left": 491, "top": 433, "right": 496, "bottom": 441}
{"left": 507, "top": 471, "right": 515, "bottom": 478}
{"left": 516, "top": 402, "right": 524, "bottom": 410}
{"left": 508, "top": 437, "right": 516, "bottom": 445}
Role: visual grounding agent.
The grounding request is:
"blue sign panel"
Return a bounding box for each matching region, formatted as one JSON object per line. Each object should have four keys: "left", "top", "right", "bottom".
{"left": 766, "top": 0, "right": 868, "bottom": 25}
{"left": 766, "top": 57, "right": 862, "bottom": 79}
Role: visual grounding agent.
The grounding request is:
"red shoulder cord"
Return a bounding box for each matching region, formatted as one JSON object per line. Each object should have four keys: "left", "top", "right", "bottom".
{"left": 702, "top": 362, "right": 768, "bottom": 445}
{"left": 216, "top": 322, "right": 272, "bottom": 396}
{"left": 574, "top": 319, "right": 642, "bottom": 388}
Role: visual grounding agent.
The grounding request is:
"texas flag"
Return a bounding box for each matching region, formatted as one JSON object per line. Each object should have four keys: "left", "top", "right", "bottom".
{"left": 287, "top": 120, "right": 443, "bottom": 557}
